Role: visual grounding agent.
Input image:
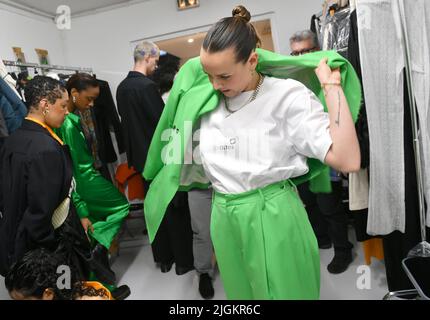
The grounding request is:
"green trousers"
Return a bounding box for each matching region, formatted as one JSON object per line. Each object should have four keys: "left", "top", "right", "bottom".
{"left": 211, "top": 180, "right": 320, "bottom": 300}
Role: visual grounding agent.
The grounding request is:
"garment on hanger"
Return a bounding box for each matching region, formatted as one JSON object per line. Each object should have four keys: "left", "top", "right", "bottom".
{"left": 380, "top": 0, "right": 430, "bottom": 293}
{"left": 15, "top": 71, "right": 30, "bottom": 101}
{"left": 349, "top": 168, "right": 369, "bottom": 211}
{"left": 382, "top": 71, "right": 430, "bottom": 292}
{"left": 0, "top": 77, "right": 27, "bottom": 134}
{"left": 310, "top": 14, "right": 319, "bottom": 35}
{"left": 402, "top": 0, "right": 430, "bottom": 228}
{"left": 356, "top": 0, "right": 406, "bottom": 235}
{"left": 0, "top": 59, "right": 21, "bottom": 99}
{"left": 92, "top": 79, "right": 125, "bottom": 164}
{"left": 321, "top": 6, "right": 351, "bottom": 58}
{"left": 347, "top": 9, "right": 369, "bottom": 169}
{"left": 346, "top": 9, "right": 376, "bottom": 245}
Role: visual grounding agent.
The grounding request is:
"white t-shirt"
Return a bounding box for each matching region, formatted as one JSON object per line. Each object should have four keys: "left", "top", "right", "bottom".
{"left": 199, "top": 76, "right": 332, "bottom": 194}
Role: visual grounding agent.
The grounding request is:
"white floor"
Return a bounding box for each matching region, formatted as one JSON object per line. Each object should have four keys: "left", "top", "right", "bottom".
{"left": 0, "top": 224, "right": 389, "bottom": 300}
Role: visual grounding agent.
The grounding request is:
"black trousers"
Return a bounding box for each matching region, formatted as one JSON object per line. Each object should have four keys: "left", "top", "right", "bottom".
{"left": 298, "top": 180, "right": 353, "bottom": 252}
{"left": 143, "top": 180, "right": 193, "bottom": 268}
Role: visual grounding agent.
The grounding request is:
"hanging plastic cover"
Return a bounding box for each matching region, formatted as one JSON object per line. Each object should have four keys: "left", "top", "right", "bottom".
{"left": 320, "top": 6, "right": 352, "bottom": 58}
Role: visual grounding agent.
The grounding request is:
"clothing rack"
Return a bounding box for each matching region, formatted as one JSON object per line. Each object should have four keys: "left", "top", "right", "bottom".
{"left": 2, "top": 60, "right": 93, "bottom": 73}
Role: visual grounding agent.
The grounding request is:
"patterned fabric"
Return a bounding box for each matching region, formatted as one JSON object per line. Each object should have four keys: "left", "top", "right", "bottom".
{"left": 77, "top": 109, "right": 102, "bottom": 169}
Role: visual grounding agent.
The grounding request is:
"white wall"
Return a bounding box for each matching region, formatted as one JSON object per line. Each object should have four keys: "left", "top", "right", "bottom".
{"left": 0, "top": 6, "right": 66, "bottom": 67}
{"left": 63, "top": 0, "right": 322, "bottom": 97}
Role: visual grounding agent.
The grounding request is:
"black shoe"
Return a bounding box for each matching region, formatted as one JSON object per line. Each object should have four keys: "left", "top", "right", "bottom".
{"left": 111, "top": 285, "right": 131, "bottom": 300}
{"left": 199, "top": 273, "right": 214, "bottom": 300}
{"left": 175, "top": 264, "right": 194, "bottom": 275}
{"left": 158, "top": 261, "right": 173, "bottom": 273}
{"left": 91, "top": 243, "right": 116, "bottom": 285}
{"left": 327, "top": 251, "right": 353, "bottom": 274}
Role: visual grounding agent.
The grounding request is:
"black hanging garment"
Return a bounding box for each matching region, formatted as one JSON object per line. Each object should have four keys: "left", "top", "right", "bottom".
{"left": 92, "top": 79, "right": 125, "bottom": 164}
{"left": 346, "top": 9, "right": 373, "bottom": 242}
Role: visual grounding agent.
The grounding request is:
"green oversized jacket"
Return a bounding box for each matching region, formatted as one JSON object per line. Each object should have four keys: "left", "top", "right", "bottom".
{"left": 143, "top": 48, "right": 362, "bottom": 243}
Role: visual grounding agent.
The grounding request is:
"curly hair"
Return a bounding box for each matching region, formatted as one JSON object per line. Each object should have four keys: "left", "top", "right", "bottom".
{"left": 5, "top": 248, "right": 76, "bottom": 300}
{"left": 72, "top": 283, "right": 110, "bottom": 300}
{"left": 24, "top": 76, "right": 66, "bottom": 111}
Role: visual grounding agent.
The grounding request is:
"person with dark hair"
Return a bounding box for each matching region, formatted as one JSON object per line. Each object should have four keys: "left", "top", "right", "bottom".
{"left": 6, "top": 248, "right": 76, "bottom": 300}
{"left": 56, "top": 73, "right": 130, "bottom": 299}
{"left": 0, "top": 76, "right": 93, "bottom": 280}
{"left": 143, "top": 5, "right": 362, "bottom": 299}
{"left": 6, "top": 248, "right": 112, "bottom": 300}
{"left": 158, "top": 72, "right": 176, "bottom": 99}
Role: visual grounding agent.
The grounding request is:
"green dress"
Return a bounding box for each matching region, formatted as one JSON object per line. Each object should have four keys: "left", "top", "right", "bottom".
{"left": 57, "top": 113, "right": 129, "bottom": 249}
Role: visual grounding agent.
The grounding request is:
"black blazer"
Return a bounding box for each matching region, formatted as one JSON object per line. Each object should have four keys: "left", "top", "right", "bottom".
{"left": 116, "top": 71, "right": 164, "bottom": 172}
{"left": 0, "top": 120, "right": 89, "bottom": 276}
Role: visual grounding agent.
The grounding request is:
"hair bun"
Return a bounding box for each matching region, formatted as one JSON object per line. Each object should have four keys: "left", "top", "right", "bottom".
{"left": 232, "top": 5, "right": 251, "bottom": 22}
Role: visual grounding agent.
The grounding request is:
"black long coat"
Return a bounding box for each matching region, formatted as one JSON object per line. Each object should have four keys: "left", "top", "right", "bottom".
{"left": 116, "top": 71, "right": 164, "bottom": 173}
{"left": 92, "top": 79, "right": 125, "bottom": 164}
{"left": 0, "top": 120, "right": 91, "bottom": 276}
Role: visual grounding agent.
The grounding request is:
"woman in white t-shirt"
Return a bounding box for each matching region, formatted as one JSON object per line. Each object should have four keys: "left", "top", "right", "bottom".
{"left": 198, "top": 5, "right": 360, "bottom": 300}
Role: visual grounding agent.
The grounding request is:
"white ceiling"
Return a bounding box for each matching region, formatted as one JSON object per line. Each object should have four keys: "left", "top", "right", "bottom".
{"left": 0, "top": 0, "right": 149, "bottom": 17}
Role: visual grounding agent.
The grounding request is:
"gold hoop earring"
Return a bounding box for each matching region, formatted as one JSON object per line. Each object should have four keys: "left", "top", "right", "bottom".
{"left": 43, "top": 109, "right": 49, "bottom": 116}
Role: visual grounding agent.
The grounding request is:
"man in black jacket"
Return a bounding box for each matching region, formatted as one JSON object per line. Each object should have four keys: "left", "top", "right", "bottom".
{"left": 116, "top": 41, "right": 194, "bottom": 277}
{"left": 116, "top": 41, "right": 163, "bottom": 173}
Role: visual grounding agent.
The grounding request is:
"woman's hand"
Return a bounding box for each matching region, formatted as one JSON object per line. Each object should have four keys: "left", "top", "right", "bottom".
{"left": 314, "top": 58, "right": 341, "bottom": 86}
{"left": 80, "top": 217, "right": 94, "bottom": 235}
{"left": 315, "top": 59, "right": 361, "bottom": 173}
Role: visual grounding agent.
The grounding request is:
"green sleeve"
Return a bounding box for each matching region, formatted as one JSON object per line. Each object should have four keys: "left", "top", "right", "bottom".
{"left": 72, "top": 190, "right": 89, "bottom": 218}
{"left": 56, "top": 115, "right": 95, "bottom": 217}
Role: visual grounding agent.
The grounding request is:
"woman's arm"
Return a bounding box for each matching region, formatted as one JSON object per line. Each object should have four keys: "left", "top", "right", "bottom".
{"left": 315, "top": 58, "right": 361, "bottom": 172}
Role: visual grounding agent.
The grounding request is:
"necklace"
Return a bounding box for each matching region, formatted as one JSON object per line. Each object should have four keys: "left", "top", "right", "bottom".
{"left": 224, "top": 73, "right": 265, "bottom": 115}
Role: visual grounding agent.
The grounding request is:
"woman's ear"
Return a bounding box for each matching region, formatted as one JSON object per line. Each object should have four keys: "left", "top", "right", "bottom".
{"left": 42, "top": 288, "right": 55, "bottom": 300}
{"left": 38, "top": 98, "right": 48, "bottom": 111}
{"left": 248, "top": 51, "right": 259, "bottom": 70}
{"left": 70, "top": 88, "right": 78, "bottom": 98}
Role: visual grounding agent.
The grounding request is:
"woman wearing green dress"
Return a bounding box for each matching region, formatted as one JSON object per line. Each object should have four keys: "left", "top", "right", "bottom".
{"left": 56, "top": 73, "right": 129, "bottom": 289}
